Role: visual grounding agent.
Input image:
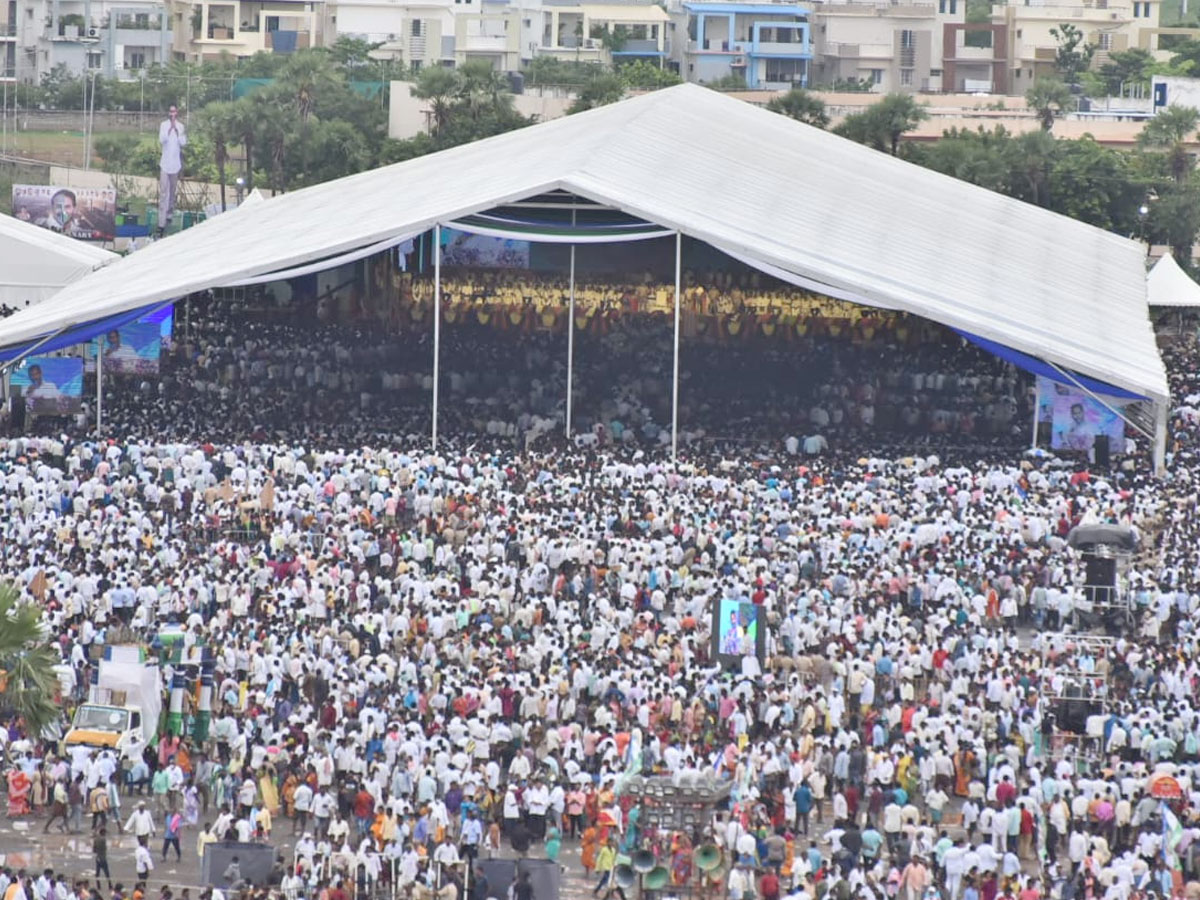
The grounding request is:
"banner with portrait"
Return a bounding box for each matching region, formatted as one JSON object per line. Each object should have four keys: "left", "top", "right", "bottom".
{"left": 91, "top": 322, "right": 162, "bottom": 375}
{"left": 711, "top": 597, "right": 766, "bottom": 668}
{"left": 10, "top": 356, "right": 84, "bottom": 416}
{"left": 11, "top": 185, "right": 117, "bottom": 241}
{"left": 1036, "top": 376, "right": 1127, "bottom": 453}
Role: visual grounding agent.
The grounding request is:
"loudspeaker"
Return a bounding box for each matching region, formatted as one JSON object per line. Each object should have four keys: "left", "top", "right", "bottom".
{"left": 1094, "top": 434, "right": 1110, "bottom": 467}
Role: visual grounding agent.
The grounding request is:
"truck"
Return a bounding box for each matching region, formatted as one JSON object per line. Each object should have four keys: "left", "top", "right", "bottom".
{"left": 63, "top": 645, "right": 163, "bottom": 761}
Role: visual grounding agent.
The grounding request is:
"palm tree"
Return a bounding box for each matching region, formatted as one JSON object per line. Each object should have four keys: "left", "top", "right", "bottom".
{"left": 457, "top": 60, "right": 511, "bottom": 120}
{"left": 766, "top": 87, "right": 830, "bottom": 129}
{"left": 1025, "top": 77, "right": 1071, "bottom": 132}
{"left": 412, "top": 66, "right": 461, "bottom": 134}
{"left": 0, "top": 583, "right": 61, "bottom": 738}
{"left": 199, "top": 100, "right": 238, "bottom": 210}
{"left": 1140, "top": 105, "right": 1200, "bottom": 184}
{"left": 281, "top": 49, "right": 342, "bottom": 124}
{"left": 227, "top": 97, "right": 258, "bottom": 191}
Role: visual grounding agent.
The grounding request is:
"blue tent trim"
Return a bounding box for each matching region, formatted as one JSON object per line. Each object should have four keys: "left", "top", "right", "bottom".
{"left": 0, "top": 301, "right": 169, "bottom": 364}
{"left": 952, "top": 328, "right": 1147, "bottom": 401}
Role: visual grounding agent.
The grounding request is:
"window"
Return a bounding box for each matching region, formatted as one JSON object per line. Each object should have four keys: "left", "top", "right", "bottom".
{"left": 1016, "top": 28, "right": 1022, "bottom": 37}
{"left": 900, "top": 68, "right": 913, "bottom": 85}
{"left": 128, "top": 50, "right": 145, "bottom": 68}
{"left": 900, "top": 28, "right": 915, "bottom": 48}
{"left": 1098, "top": 32, "right": 1112, "bottom": 49}
{"left": 870, "top": 67, "right": 883, "bottom": 84}
{"left": 411, "top": 18, "right": 422, "bottom": 35}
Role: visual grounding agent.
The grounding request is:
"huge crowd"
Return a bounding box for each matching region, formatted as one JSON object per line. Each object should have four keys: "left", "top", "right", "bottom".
{"left": 0, "top": 283, "right": 1196, "bottom": 900}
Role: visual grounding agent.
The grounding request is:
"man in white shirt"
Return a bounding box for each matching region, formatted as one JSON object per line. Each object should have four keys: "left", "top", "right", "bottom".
{"left": 157, "top": 104, "right": 187, "bottom": 232}
{"left": 126, "top": 801, "right": 156, "bottom": 840}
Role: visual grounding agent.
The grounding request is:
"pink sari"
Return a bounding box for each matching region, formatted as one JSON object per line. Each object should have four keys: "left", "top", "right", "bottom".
{"left": 7, "top": 770, "right": 31, "bottom": 816}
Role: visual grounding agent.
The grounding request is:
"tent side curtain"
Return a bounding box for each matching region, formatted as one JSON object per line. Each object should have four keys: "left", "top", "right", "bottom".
{"left": 951, "top": 328, "right": 1148, "bottom": 401}
{"left": 0, "top": 301, "right": 169, "bottom": 364}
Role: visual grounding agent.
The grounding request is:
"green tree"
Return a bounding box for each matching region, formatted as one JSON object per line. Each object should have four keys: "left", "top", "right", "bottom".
{"left": 227, "top": 96, "right": 259, "bottom": 190}
{"left": 568, "top": 74, "right": 626, "bottom": 113}
{"left": 0, "top": 584, "right": 62, "bottom": 738}
{"left": 1097, "top": 48, "right": 1153, "bottom": 96}
{"left": 198, "top": 99, "right": 239, "bottom": 210}
{"left": 1025, "top": 77, "right": 1072, "bottom": 131}
{"left": 412, "top": 66, "right": 461, "bottom": 133}
{"left": 280, "top": 49, "right": 343, "bottom": 124}
{"left": 596, "top": 24, "right": 630, "bottom": 52}
{"left": 1049, "top": 23, "right": 1095, "bottom": 86}
{"left": 329, "top": 35, "right": 379, "bottom": 75}
{"left": 1139, "top": 105, "right": 1200, "bottom": 183}
{"left": 616, "top": 59, "right": 681, "bottom": 90}
{"left": 524, "top": 57, "right": 604, "bottom": 87}
{"left": 1169, "top": 38, "right": 1200, "bottom": 74}
{"left": 766, "top": 87, "right": 830, "bottom": 128}
{"left": 457, "top": 60, "right": 512, "bottom": 120}
{"left": 835, "top": 93, "right": 928, "bottom": 155}
{"left": 1147, "top": 185, "right": 1200, "bottom": 264}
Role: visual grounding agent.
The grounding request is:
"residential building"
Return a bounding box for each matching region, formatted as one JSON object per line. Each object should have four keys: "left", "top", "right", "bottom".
{"left": 536, "top": 1, "right": 670, "bottom": 65}
{"left": 810, "top": 0, "right": 963, "bottom": 94}
{"left": 993, "top": 0, "right": 1200, "bottom": 97}
{"left": 10, "top": 0, "right": 170, "bottom": 80}
{"left": 941, "top": 21, "right": 1005, "bottom": 93}
{"left": 166, "top": 0, "right": 323, "bottom": 62}
{"left": 682, "top": 1, "right": 809, "bottom": 88}
{"left": 334, "top": 0, "right": 535, "bottom": 70}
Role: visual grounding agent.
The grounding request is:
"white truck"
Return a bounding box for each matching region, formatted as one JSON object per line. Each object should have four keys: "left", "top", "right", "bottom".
{"left": 63, "top": 646, "right": 163, "bottom": 762}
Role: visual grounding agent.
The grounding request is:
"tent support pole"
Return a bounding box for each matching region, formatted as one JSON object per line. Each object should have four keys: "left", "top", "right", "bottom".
{"left": 1154, "top": 401, "right": 1168, "bottom": 476}
{"left": 96, "top": 336, "right": 103, "bottom": 432}
{"left": 1031, "top": 391, "right": 1039, "bottom": 450}
{"left": 671, "top": 230, "right": 681, "bottom": 460}
{"left": 432, "top": 223, "right": 441, "bottom": 451}
{"left": 565, "top": 241, "right": 576, "bottom": 440}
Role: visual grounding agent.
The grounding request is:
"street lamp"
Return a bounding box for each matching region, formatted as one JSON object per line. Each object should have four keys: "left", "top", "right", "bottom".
{"left": 235, "top": 176, "right": 245, "bottom": 205}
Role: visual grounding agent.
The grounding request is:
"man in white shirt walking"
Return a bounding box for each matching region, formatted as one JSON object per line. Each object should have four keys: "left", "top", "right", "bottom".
{"left": 158, "top": 104, "right": 187, "bottom": 234}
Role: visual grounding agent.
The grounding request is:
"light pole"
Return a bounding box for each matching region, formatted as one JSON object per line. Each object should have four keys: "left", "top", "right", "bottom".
{"left": 235, "top": 175, "right": 245, "bottom": 205}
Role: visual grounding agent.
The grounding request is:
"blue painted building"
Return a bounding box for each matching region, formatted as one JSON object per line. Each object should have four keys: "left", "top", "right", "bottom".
{"left": 682, "top": 1, "right": 809, "bottom": 89}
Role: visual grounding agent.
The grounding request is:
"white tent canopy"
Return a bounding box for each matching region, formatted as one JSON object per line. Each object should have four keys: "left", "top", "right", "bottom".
{"left": 0, "top": 212, "right": 115, "bottom": 308}
{"left": 0, "top": 83, "right": 1168, "bottom": 405}
{"left": 1147, "top": 254, "right": 1200, "bottom": 309}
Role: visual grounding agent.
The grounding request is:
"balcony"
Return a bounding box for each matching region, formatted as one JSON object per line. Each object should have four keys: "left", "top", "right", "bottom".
{"left": 462, "top": 33, "right": 508, "bottom": 51}
{"left": 688, "top": 37, "right": 737, "bottom": 52}
{"left": 822, "top": 39, "right": 890, "bottom": 57}
{"left": 749, "top": 39, "right": 810, "bottom": 54}
{"left": 617, "top": 37, "right": 660, "bottom": 52}
{"left": 0, "top": 22, "right": 15, "bottom": 37}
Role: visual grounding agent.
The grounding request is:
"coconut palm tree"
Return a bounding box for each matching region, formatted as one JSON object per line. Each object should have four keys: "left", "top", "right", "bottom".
{"left": 199, "top": 99, "right": 238, "bottom": 210}
{"left": 0, "top": 583, "right": 61, "bottom": 738}
{"left": 1140, "top": 105, "right": 1200, "bottom": 184}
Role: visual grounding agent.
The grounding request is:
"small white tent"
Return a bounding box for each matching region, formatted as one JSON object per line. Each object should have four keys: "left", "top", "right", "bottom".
{"left": 1147, "top": 254, "right": 1200, "bottom": 308}
{"left": 0, "top": 212, "right": 115, "bottom": 308}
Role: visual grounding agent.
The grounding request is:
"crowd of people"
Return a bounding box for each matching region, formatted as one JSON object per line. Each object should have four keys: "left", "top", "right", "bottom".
{"left": 0, "top": 274, "right": 1194, "bottom": 900}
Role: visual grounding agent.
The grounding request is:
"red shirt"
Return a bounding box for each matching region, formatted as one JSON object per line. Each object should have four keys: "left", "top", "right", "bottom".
{"left": 353, "top": 790, "right": 374, "bottom": 819}
{"left": 761, "top": 874, "right": 780, "bottom": 900}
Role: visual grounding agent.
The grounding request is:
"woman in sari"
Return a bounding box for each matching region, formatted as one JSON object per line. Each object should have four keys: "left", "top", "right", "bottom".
{"left": 259, "top": 765, "right": 281, "bottom": 815}
{"left": 281, "top": 772, "right": 300, "bottom": 818}
{"left": 580, "top": 824, "right": 600, "bottom": 875}
{"left": 6, "top": 768, "right": 31, "bottom": 816}
{"left": 30, "top": 763, "right": 50, "bottom": 811}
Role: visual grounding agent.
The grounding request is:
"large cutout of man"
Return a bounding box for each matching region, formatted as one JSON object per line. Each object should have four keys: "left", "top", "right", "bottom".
{"left": 158, "top": 104, "right": 187, "bottom": 235}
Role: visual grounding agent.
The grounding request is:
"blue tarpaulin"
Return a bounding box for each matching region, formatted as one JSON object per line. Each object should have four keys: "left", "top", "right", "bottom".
{"left": 0, "top": 302, "right": 169, "bottom": 364}
{"left": 953, "top": 328, "right": 1147, "bottom": 401}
